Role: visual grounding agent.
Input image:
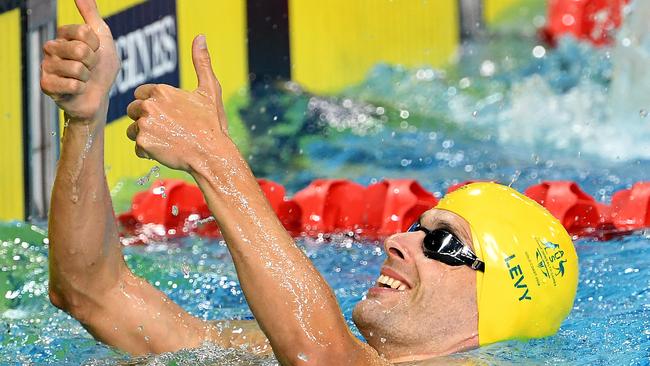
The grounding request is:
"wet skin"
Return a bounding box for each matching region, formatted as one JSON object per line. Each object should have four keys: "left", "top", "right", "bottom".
{"left": 353, "top": 209, "right": 479, "bottom": 362}
{"left": 43, "top": 1, "right": 478, "bottom": 364}
{"left": 44, "top": 0, "right": 271, "bottom": 356}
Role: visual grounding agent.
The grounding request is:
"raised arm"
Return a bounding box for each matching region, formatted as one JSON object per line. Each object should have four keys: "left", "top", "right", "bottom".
{"left": 43, "top": 0, "right": 255, "bottom": 355}
{"left": 126, "top": 36, "right": 386, "bottom": 365}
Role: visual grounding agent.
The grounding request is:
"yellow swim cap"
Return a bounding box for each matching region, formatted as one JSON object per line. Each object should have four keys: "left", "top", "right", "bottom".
{"left": 436, "top": 182, "right": 578, "bottom": 346}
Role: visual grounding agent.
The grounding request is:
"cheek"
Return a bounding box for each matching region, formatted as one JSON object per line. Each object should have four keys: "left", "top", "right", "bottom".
{"left": 418, "top": 265, "right": 475, "bottom": 306}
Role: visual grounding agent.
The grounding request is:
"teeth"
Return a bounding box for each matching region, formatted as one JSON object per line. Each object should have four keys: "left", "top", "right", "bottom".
{"left": 377, "top": 274, "right": 407, "bottom": 291}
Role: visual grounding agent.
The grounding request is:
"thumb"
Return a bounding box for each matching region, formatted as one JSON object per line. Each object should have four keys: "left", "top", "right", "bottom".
{"left": 192, "top": 35, "right": 221, "bottom": 101}
{"left": 74, "top": 0, "right": 104, "bottom": 27}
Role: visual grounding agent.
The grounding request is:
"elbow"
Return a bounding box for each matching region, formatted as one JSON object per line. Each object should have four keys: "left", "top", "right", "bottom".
{"left": 48, "top": 283, "right": 94, "bottom": 325}
{"left": 48, "top": 286, "right": 66, "bottom": 311}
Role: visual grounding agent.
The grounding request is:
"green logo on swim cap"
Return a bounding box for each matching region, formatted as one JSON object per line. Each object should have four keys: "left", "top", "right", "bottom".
{"left": 535, "top": 239, "right": 567, "bottom": 284}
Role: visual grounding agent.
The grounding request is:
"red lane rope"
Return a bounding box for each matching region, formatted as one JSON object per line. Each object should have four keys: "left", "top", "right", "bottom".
{"left": 117, "top": 179, "right": 650, "bottom": 244}
{"left": 541, "top": 0, "right": 628, "bottom": 47}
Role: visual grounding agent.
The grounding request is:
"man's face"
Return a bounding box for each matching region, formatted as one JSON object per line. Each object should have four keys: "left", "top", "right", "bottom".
{"left": 352, "top": 208, "right": 479, "bottom": 360}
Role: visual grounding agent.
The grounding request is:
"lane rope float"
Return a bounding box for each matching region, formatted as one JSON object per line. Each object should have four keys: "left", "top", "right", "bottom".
{"left": 117, "top": 179, "right": 650, "bottom": 244}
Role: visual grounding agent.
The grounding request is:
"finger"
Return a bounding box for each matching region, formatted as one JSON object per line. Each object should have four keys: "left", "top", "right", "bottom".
{"left": 42, "top": 59, "right": 91, "bottom": 82}
{"left": 192, "top": 35, "right": 221, "bottom": 101}
{"left": 127, "top": 100, "right": 145, "bottom": 121}
{"left": 134, "top": 84, "right": 156, "bottom": 100}
{"left": 57, "top": 24, "right": 100, "bottom": 51}
{"left": 44, "top": 39, "right": 98, "bottom": 69}
{"left": 74, "top": 0, "right": 104, "bottom": 28}
{"left": 191, "top": 35, "right": 228, "bottom": 133}
{"left": 40, "top": 74, "right": 86, "bottom": 96}
{"left": 126, "top": 122, "right": 139, "bottom": 141}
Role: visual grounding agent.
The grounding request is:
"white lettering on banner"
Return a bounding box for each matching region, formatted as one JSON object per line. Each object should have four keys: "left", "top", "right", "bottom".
{"left": 110, "top": 15, "right": 177, "bottom": 96}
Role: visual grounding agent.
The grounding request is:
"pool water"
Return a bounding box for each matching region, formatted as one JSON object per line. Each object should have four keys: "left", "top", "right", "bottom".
{"left": 1, "top": 225, "right": 649, "bottom": 365}
{"left": 4, "top": 2, "right": 650, "bottom": 364}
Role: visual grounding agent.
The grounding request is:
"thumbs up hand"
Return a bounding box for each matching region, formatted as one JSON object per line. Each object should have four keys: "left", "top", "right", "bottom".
{"left": 41, "top": 0, "right": 119, "bottom": 122}
{"left": 126, "top": 35, "right": 231, "bottom": 172}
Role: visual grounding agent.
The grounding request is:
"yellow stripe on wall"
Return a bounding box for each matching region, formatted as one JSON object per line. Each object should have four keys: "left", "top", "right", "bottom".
{"left": 57, "top": 0, "right": 146, "bottom": 24}
{"left": 0, "top": 8, "right": 25, "bottom": 221}
{"left": 484, "top": 0, "right": 523, "bottom": 24}
{"left": 56, "top": 0, "right": 248, "bottom": 188}
{"left": 177, "top": 0, "right": 248, "bottom": 107}
{"left": 289, "top": 0, "right": 459, "bottom": 94}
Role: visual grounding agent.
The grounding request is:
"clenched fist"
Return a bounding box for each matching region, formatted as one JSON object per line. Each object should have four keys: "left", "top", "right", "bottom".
{"left": 41, "top": 0, "right": 119, "bottom": 121}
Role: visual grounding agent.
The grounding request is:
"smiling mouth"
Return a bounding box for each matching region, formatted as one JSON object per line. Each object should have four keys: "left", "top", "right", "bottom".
{"left": 376, "top": 274, "right": 407, "bottom": 291}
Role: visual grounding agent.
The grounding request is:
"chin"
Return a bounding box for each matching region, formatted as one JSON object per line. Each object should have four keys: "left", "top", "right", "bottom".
{"left": 352, "top": 299, "right": 378, "bottom": 340}
{"left": 352, "top": 298, "right": 402, "bottom": 345}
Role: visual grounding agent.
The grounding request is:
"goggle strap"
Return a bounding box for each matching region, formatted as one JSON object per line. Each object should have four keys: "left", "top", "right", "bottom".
{"left": 471, "top": 259, "right": 485, "bottom": 272}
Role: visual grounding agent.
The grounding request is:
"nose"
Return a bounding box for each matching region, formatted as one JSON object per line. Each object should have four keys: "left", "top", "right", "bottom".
{"left": 383, "top": 231, "right": 423, "bottom": 262}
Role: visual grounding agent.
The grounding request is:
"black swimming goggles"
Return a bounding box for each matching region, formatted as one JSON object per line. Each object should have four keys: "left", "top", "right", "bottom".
{"left": 407, "top": 221, "right": 485, "bottom": 272}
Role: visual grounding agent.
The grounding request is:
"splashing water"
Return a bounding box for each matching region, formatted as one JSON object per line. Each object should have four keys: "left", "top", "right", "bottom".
{"left": 137, "top": 166, "right": 161, "bottom": 186}
{"left": 5, "top": 2, "right": 650, "bottom": 364}
{"left": 297, "top": 352, "right": 309, "bottom": 362}
{"left": 1, "top": 220, "right": 649, "bottom": 364}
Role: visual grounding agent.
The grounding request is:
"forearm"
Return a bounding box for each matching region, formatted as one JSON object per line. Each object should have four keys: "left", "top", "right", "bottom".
{"left": 48, "top": 104, "right": 124, "bottom": 301}
{"left": 190, "top": 140, "right": 365, "bottom": 363}
{"left": 48, "top": 109, "right": 216, "bottom": 355}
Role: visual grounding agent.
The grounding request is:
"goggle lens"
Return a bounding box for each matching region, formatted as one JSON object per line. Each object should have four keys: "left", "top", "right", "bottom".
{"left": 407, "top": 221, "right": 485, "bottom": 271}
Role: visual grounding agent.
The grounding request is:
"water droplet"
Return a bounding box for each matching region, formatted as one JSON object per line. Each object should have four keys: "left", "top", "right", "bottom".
{"left": 531, "top": 154, "right": 540, "bottom": 164}
{"left": 509, "top": 170, "right": 521, "bottom": 187}
{"left": 622, "top": 37, "right": 632, "bottom": 47}
{"left": 479, "top": 60, "right": 496, "bottom": 77}
{"left": 532, "top": 45, "right": 546, "bottom": 58}
{"left": 459, "top": 77, "right": 471, "bottom": 89}
{"left": 171, "top": 205, "right": 179, "bottom": 216}
{"left": 137, "top": 166, "right": 161, "bottom": 185}
{"left": 640, "top": 109, "right": 648, "bottom": 118}
{"left": 562, "top": 14, "right": 575, "bottom": 26}
{"left": 297, "top": 353, "right": 309, "bottom": 362}
{"left": 380, "top": 337, "right": 386, "bottom": 343}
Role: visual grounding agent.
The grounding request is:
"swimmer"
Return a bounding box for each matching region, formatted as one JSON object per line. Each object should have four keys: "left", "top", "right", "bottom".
{"left": 42, "top": 1, "right": 579, "bottom": 364}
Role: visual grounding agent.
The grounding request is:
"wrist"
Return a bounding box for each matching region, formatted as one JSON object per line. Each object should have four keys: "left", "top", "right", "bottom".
{"left": 188, "top": 136, "right": 242, "bottom": 176}
{"left": 63, "top": 96, "right": 109, "bottom": 130}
